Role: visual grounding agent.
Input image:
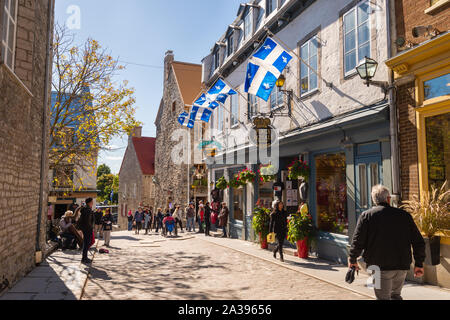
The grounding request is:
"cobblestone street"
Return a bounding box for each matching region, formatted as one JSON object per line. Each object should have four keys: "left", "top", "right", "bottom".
{"left": 81, "top": 231, "right": 368, "bottom": 300}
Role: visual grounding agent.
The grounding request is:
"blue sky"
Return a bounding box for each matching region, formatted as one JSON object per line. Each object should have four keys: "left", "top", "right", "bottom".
{"left": 55, "top": 0, "right": 245, "bottom": 173}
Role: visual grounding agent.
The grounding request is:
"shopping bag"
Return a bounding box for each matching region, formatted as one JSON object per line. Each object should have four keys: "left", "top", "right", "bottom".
{"left": 267, "top": 232, "right": 276, "bottom": 244}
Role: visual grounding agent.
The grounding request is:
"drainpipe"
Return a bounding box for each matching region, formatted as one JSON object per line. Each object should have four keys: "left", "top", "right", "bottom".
{"left": 36, "top": 0, "right": 55, "bottom": 263}
{"left": 386, "top": 0, "right": 401, "bottom": 207}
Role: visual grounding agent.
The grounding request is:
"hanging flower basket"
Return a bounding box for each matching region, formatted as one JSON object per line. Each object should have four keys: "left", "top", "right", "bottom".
{"left": 238, "top": 168, "right": 256, "bottom": 184}
{"left": 259, "top": 164, "right": 277, "bottom": 183}
{"left": 215, "top": 177, "right": 228, "bottom": 190}
{"left": 288, "top": 159, "right": 310, "bottom": 182}
{"left": 228, "top": 175, "right": 246, "bottom": 189}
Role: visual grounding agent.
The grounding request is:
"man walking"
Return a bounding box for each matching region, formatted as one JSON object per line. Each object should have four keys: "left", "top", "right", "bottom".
{"left": 186, "top": 203, "right": 196, "bottom": 232}
{"left": 348, "top": 185, "right": 426, "bottom": 300}
{"left": 78, "top": 198, "right": 95, "bottom": 264}
{"left": 218, "top": 202, "right": 229, "bottom": 238}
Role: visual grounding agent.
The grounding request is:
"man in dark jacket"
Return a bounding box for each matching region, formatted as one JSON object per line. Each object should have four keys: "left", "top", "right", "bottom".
{"left": 204, "top": 202, "right": 212, "bottom": 237}
{"left": 78, "top": 198, "right": 95, "bottom": 264}
{"left": 348, "top": 185, "right": 426, "bottom": 300}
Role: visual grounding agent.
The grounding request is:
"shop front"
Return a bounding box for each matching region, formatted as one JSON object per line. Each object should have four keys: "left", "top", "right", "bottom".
{"left": 386, "top": 32, "right": 450, "bottom": 288}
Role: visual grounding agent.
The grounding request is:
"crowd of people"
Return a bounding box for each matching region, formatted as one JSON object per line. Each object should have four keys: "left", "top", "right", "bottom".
{"left": 126, "top": 201, "right": 230, "bottom": 238}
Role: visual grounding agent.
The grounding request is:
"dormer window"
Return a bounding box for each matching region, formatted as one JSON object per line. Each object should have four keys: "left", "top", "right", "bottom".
{"left": 244, "top": 9, "right": 253, "bottom": 40}
{"left": 226, "top": 34, "right": 234, "bottom": 57}
{"left": 266, "top": 0, "right": 278, "bottom": 16}
{"left": 214, "top": 50, "right": 220, "bottom": 70}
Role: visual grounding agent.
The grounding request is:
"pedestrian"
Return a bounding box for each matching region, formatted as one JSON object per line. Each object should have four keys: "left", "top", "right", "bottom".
{"left": 155, "top": 208, "right": 164, "bottom": 233}
{"left": 59, "top": 211, "right": 82, "bottom": 250}
{"left": 173, "top": 205, "right": 183, "bottom": 234}
{"left": 101, "top": 208, "right": 114, "bottom": 247}
{"left": 196, "top": 201, "right": 204, "bottom": 233}
{"left": 127, "top": 210, "right": 133, "bottom": 231}
{"left": 186, "top": 203, "right": 196, "bottom": 232}
{"left": 94, "top": 208, "right": 104, "bottom": 239}
{"left": 148, "top": 206, "right": 154, "bottom": 232}
{"left": 204, "top": 202, "right": 212, "bottom": 237}
{"left": 211, "top": 201, "right": 221, "bottom": 231}
{"left": 78, "top": 198, "right": 95, "bottom": 264}
{"left": 269, "top": 200, "right": 288, "bottom": 262}
{"left": 144, "top": 208, "right": 151, "bottom": 235}
{"left": 218, "top": 202, "right": 229, "bottom": 238}
{"left": 348, "top": 185, "right": 426, "bottom": 300}
{"left": 134, "top": 207, "right": 144, "bottom": 235}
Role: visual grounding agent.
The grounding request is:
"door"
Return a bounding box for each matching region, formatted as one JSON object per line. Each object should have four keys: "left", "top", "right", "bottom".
{"left": 355, "top": 155, "right": 382, "bottom": 221}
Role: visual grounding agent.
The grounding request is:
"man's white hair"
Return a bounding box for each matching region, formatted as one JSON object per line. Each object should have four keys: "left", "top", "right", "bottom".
{"left": 371, "top": 185, "right": 391, "bottom": 205}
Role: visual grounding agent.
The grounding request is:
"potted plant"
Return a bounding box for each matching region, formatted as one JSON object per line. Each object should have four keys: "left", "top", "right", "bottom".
{"left": 287, "top": 205, "right": 314, "bottom": 258}
{"left": 252, "top": 206, "right": 271, "bottom": 249}
{"left": 238, "top": 168, "right": 256, "bottom": 184}
{"left": 402, "top": 182, "right": 450, "bottom": 266}
{"left": 259, "top": 164, "right": 277, "bottom": 183}
{"left": 228, "top": 174, "right": 245, "bottom": 189}
{"left": 215, "top": 177, "right": 228, "bottom": 190}
{"left": 288, "top": 159, "right": 309, "bottom": 182}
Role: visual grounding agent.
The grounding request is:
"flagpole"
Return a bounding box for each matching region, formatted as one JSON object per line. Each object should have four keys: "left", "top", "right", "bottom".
{"left": 265, "top": 27, "right": 333, "bottom": 88}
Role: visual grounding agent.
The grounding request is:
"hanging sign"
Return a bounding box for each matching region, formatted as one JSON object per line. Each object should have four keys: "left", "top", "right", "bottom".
{"left": 249, "top": 117, "right": 278, "bottom": 148}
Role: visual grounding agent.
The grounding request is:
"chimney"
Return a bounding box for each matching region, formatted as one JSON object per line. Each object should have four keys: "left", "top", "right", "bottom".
{"left": 164, "top": 50, "right": 174, "bottom": 83}
{"left": 129, "top": 126, "right": 142, "bottom": 144}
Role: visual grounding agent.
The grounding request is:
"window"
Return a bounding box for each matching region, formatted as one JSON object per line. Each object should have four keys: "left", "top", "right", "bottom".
{"left": 343, "top": 1, "right": 371, "bottom": 75}
{"left": 424, "top": 73, "right": 450, "bottom": 100}
{"left": 315, "top": 153, "right": 348, "bottom": 235}
{"left": 172, "top": 101, "right": 176, "bottom": 113}
{"left": 358, "top": 164, "right": 368, "bottom": 209}
{"left": 248, "top": 93, "right": 258, "bottom": 119}
{"left": 226, "top": 34, "right": 234, "bottom": 57}
{"left": 218, "top": 104, "right": 224, "bottom": 132}
{"left": 266, "top": 0, "right": 278, "bottom": 16}
{"left": 244, "top": 9, "right": 253, "bottom": 40}
{"left": 214, "top": 50, "right": 220, "bottom": 70}
{"left": 270, "top": 88, "right": 284, "bottom": 109}
{"left": 1, "top": 0, "right": 18, "bottom": 70}
{"left": 230, "top": 95, "right": 239, "bottom": 127}
{"left": 300, "top": 36, "right": 319, "bottom": 95}
{"left": 255, "top": 7, "right": 264, "bottom": 29}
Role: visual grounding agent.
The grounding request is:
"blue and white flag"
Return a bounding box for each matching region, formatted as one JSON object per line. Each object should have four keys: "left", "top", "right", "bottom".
{"left": 205, "top": 78, "right": 237, "bottom": 103}
{"left": 178, "top": 111, "right": 194, "bottom": 128}
{"left": 189, "top": 106, "right": 213, "bottom": 123}
{"left": 244, "top": 37, "right": 292, "bottom": 101}
{"left": 193, "top": 94, "right": 220, "bottom": 111}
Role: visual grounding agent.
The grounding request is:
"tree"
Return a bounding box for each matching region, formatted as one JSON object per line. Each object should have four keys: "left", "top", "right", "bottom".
{"left": 97, "top": 173, "right": 119, "bottom": 204}
{"left": 50, "top": 24, "right": 141, "bottom": 190}
{"left": 97, "top": 164, "right": 111, "bottom": 178}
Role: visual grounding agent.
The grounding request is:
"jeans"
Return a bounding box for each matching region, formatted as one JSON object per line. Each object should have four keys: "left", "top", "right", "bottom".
{"left": 128, "top": 221, "right": 133, "bottom": 231}
{"left": 273, "top": 233, "right": 286, "bottom": 258}
{"left": 222, "top": 226, "right": 227, "bottom": 237}
{"left": 187, "top": 217, "right": 195, "bottom": 232}
{"left": 82, "top": 230, "right": 92, "bottom": 261}
{"left": 156, "top": 221, "right": 163, "bottom": 233}
{"left": 374, "top": 270, "right": 408, "bottom": 300}
{"left": 103, "top": 230, "right": 111, "bottom": 246}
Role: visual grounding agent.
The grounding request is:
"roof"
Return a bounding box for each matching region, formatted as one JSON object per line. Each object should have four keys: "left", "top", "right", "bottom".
{"left": 171, "top": 61, "right": 202, "bottom": 105}
{"left": 154, "top": 98, "right": 164, "bottom": 127}
{"left": 132, "top": 137, "right": 156, "bottom": 175}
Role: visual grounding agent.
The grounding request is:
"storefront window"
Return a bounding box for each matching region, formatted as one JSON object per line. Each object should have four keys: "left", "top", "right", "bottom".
{"left": 315, "top": 153, "right": 348, "bottom": 235}
{"left": 425, "top": 112, "right": 450, "bottom": 191}
{"left": 233, "top": 187, "right": 244, "bottom": 221}
{"left": 423, "top": 73, "right": 450, "bottom": 100}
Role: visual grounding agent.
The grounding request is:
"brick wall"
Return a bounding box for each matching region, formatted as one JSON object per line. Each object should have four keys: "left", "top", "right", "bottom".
{"left": 0, "top": 0, "right": 53, "bottom": 293}
{"left": 397, "top": 81, "right": 419, "bottom": 201}
{"left": 395, "top": 0, "right": 450, "bottom": 49}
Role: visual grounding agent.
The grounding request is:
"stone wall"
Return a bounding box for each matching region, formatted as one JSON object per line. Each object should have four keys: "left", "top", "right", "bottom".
{"left": 154, "top": 52, "right": 190, "bottom": 210}
{"left": 0, "top": 0, "right": 53, "bottom": 294}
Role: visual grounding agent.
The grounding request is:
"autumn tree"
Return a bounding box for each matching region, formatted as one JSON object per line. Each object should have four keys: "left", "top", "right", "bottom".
{"left": 50, "top": 24, "right": 140, "bottom": 190}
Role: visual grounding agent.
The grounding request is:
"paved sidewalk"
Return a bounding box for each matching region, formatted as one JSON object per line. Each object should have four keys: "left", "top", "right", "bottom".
{"left": 0, "top": 242, "right": 97, "bottom": 300}
{"left": 198, "top": 235, "right": 450, "bottom": 300}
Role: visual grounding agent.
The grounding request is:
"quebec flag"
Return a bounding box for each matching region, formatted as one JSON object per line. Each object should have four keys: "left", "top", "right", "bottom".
{"left": 189, "top": 106, "right": 213, "bottom": 123}
{"left": 244, "top": 37, "right": 292, "bottom": 101}
{"left": 193, "top": 94, "right": 220, "bottom": 111}
{"left": 205, "top": 78, "right": 237, "bottom": 103}
{"left": 178, "top": 111, "right": 194, "bottom": 129}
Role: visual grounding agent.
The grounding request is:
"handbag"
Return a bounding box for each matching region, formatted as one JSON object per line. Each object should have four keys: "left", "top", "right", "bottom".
{"left": 267, "top": 232, "right": 276, "bottom": 244}
{"left": 345, "top": 266, "right": 358, "bottom": 284}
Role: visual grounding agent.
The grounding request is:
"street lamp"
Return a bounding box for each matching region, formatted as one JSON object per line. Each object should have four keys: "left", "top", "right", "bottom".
{"left": 356, "top": 57, "right": 391, "bottom": 92}
{"left": 276, "top": 74, "right": 292, "bottom": 117}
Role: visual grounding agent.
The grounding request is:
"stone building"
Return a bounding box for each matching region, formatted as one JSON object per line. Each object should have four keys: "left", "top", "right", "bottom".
{"left": 118, "top": 127, "right": 156, "bottom": 229}
{"left": 0, "top": 0, "right": 54, "bottom": 294}
{"left": 385, "top": 0, "right": 449, "bottom": 288}
{"left": 154, "top": 51, "right": 203, "bottom": 210}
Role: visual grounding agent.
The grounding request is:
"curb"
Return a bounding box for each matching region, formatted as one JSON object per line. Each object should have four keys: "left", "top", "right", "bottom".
{"left": 198, "top": 236, "right": 375, "bottom": 300}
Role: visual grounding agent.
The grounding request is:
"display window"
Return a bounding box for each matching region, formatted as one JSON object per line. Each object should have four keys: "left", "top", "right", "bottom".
{"left": 315, "top": 153, "right": 348, "bottom": 235}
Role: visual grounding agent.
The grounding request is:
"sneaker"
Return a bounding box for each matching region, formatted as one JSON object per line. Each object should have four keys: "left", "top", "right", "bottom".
{"left": 81, "top": 258, "right": 92, "bottom": 264}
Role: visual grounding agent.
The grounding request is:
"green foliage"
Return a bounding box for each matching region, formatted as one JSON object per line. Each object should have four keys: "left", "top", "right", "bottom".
{"left": 216, "top": 177, "right": 228, "bottom": 190}
{"left": 193, "top": 178, "right": 208, "bottom": 187}
{"left": 97, "top": 173, "right": 119, "bottom": 204}
{"left": 238, "top": 168, "right": 256, "bottom": 184}
{"left": 252, "top": 207, "right": 271, "bottom": 239}
{"left": 287, "top": 209, "right": 314, "bottom": 244}
{"left": 287, "top": 159, "right": 309, "bottom": 181}
{"left": 259, "top": 164, "right": 277, "bottom": 183}
{"left": 228, "top": 174, "right": 246, "bottom": 189}
{"left": 97, "top": 164, "right": 111, "bottom": 178}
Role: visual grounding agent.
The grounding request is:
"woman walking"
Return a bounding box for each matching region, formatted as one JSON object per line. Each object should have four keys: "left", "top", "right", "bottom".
{"left": 196, "top": 201, "right": 204, "bottom": 234}
{"left": 101, "top": 208, "right": 114, "bottom": 247}
{"left": 144, "top": 208, "right": 151, "bottom": 235}
{"left": 269, "top": 201, "right": 289, "bottom": 262}
{"left": 218, "top": 202, "right": 229, "bottom": 238}
{"left": 172, "top": 205, "right": 183, "bottom": 234}
{"left": 127, "top": 210, "right": 133, "bottom": 231}
{"left": 204, "top": 202, "right": 212, "bottom": 237}
{"left": 155, "top": 208, "right": 164, "bottom": 233}
{"left": 134, "top": 207, "right": 144, "bottom": 235}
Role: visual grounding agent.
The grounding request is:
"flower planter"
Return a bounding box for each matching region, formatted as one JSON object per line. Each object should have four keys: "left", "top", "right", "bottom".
{"left": 259, "top": 232, "right": 268, "bottom": 249}
{"left": 424, "top": 236, "right": 441, "bottom": 266}
{"left": 296, "top": 238, "right": 308, "bottom": 259}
